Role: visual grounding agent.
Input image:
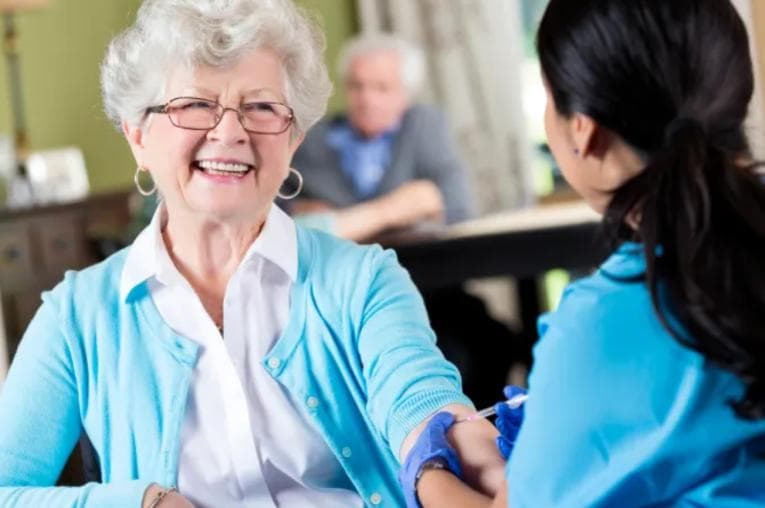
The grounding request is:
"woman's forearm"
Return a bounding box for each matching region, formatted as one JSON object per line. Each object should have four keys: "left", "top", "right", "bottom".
{"left": 417, "top": 469, "right": 508, "bottom": 508}
{"left": 0, "top": 481, "right": 151, "bottom": 508}
{"left": 401, "top": 403, "right": 506, "bottom": 496}
{"left": 444, "top": 404, "right": 506, "bottom": 495}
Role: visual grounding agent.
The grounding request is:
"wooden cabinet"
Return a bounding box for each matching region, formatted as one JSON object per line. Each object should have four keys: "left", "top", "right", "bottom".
{"left": 0, "top": 190, "right": 132, "bottom": 366}
{"left": 0, "top": 221, "right": 36, "bottom": 292}
{"left": 0, "top": 190, "right": 132, "bottom": 486}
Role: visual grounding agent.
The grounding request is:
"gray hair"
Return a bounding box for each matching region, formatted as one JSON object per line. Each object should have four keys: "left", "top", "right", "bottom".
{"left": 100, "top": 0, "right": 332, "bottom": 134}
{"left": 337, "top": 33, "right": 425, "bottom": 97}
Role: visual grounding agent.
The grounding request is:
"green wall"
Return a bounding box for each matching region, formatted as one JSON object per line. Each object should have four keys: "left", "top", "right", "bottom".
{"left": 299, "top": 0, "right": 359, "bottom": 113}
{"left": 0, "top": 0, "right": 357, "bottom": 194}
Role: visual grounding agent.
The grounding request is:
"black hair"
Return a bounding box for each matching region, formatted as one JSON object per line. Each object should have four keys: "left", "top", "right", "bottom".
{"left": 538, "top": 0, "right": 765, "bottom": 419}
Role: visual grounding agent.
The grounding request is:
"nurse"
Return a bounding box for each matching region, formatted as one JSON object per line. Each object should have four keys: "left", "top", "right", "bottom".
{"left": 399, "top": 0, "right": 765, "bottom": 506}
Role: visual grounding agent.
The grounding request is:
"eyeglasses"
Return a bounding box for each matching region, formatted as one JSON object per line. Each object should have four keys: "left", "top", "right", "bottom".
{"left": 146, "top": 96, "right": 294, "bottom": 134}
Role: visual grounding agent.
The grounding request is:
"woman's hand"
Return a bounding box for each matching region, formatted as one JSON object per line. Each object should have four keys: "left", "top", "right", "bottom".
{"left": 494, "top": 385, "right": 526, "bottom": 460}
{"left": 398, "top": 412, "right": 463, "bottom": 508}
{"left": 142, "top": 484, "right": 195, "bottom": 508}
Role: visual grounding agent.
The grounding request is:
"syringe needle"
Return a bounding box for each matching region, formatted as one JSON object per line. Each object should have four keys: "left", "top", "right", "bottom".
{"left": 456, "top": 393, "right": 528, "bottom": 423}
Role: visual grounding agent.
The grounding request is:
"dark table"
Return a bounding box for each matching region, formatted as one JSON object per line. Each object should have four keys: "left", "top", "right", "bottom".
{"left": 379, "top": 201, "right": 611, "bottom": 337}
{"left": 383, "top": 201, "right": 609, "bottom": 286}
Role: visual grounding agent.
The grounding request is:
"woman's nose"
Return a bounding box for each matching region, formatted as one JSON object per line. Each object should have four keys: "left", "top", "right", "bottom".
{"left": 208, "top": 108, "right": 248, "bottom": 144}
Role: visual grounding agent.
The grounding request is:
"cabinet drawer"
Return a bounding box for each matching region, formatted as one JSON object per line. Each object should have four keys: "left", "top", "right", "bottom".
{"left": 37, "top": 214, "right": 90, "bottom": 277}
{"left": 0, "top": 223, "right": 35, "bottom": 292}
{"left": 2, "top": 290, "right": 42, "bottom": 360}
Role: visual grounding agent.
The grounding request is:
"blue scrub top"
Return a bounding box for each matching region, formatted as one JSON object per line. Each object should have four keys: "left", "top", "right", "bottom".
{"left": 508, "top": 243, "right": 765, "bottom": 507}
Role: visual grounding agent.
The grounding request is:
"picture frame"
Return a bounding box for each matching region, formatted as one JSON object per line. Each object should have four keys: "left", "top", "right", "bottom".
{"left": 25, "top": 146, "right": 89, "bottom": 204}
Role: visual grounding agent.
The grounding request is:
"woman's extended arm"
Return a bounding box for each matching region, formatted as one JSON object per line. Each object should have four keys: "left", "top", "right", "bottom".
{"left": 353, "top": 247, "right": 505, "bottom": 497}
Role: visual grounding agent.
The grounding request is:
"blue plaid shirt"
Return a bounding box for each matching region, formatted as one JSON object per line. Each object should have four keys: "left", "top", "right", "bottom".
{"left": 326, "top": 121, "right": 399, "bottom": 199}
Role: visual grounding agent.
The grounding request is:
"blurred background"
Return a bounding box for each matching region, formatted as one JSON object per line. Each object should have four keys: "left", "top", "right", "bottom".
{"left": 2, "top": 0, "right": 765, "bottom": 387}
{"left": 1, "top": 0, "right": 764, "bottom": 206}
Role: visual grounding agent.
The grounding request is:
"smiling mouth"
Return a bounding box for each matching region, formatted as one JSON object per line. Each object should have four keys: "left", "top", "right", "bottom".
{"left": 194, "top": 160, "right": 255, "bottom": 177}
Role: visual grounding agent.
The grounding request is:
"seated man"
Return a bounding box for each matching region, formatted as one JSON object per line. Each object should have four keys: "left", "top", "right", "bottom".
{"left": 289, "top": 34, "right": 523, "bottom": 407}
{"left": 289, "top": 34, "right": 475, "bottom": 240}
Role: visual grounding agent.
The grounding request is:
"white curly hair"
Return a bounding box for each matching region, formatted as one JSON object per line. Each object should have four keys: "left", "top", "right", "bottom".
{"left": 100, "top": 0, "right": 332, "bottom": 134}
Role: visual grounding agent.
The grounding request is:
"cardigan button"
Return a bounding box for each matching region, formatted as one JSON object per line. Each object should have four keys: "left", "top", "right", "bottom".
{"left": 306, "top": 396, "right": 319, "bottom": 409}
{"left": 267, "top": 357, "right": 281, "bottom": 370}
{"left": 370, "top": 492, "right": 382, "bottom": 505}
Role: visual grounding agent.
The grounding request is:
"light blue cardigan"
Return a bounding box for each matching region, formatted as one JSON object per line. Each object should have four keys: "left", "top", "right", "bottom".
{"left": 0, "top": 226, "right": 471, "bottom": 507}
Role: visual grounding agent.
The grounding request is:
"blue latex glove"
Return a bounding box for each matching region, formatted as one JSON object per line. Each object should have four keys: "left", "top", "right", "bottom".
{"left": 398, "top": 411, "right": 464, "bottom": 508}
{"left": 495, "top": 385, "right": 527, "bottom": 460}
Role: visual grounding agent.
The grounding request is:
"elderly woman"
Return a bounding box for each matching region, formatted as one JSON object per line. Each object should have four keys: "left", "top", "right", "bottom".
{"left": 0, "top": 1, "right": 504, "bottom": 507}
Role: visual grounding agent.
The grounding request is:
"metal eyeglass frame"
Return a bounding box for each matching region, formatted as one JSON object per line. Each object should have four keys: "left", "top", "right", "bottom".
{"left": 145, "top": 96, "right": 295, "bottom": 135}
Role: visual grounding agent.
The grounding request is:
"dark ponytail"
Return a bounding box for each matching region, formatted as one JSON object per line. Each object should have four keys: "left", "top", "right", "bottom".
{"left": 538, "top": 0, "right": 765, "bottom": 419}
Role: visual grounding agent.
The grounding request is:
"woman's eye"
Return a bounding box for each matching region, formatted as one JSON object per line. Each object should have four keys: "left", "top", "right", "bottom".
{"left": 243, "top": 102, "right": 276, "bottom": 114}
{"left": 185, "top": 101, "right": 216, "bottom": 110}
{"left": 167, "top": 99, "right": 216, "bottom": 111}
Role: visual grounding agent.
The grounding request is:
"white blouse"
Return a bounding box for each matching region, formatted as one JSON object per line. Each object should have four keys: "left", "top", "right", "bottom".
{"left": 121, "top": 203, "right": 362, "bottom": 508}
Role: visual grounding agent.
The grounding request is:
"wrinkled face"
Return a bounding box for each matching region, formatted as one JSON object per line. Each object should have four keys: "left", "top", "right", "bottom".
{"left": 345, "top": 50, "right": 410, "bottom": 138}
{"left": 126, "top": 48, "right": 302, "bottom": 223}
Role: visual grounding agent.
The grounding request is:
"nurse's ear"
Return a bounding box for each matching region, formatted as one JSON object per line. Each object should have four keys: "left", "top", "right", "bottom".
{"left": 572, "top": 113, "right": 646, "bottom": 193}
{"left": 570, "top": 113, "right": 598, "bottom": 158}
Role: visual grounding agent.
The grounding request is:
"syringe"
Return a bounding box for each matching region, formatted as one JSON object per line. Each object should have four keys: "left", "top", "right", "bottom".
{"left": 456, "top": 393, "right": 528, "bottom": 423}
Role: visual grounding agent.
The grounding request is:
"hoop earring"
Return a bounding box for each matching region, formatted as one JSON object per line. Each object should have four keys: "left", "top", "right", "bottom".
{"left": 134, "top": 166, "right": 157, "bottom": 197}
{"left": 277, "top": 168, "right": 303, "bottom": 200}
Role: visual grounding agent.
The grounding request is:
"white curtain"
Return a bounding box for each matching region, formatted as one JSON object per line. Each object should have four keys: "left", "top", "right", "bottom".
{"left": 731, "top": 0, "right": 765, "bottom": 160}
{"left": 0, "top": 288, "right": 7, "bottom": 383}
{"left": 356, "top": 0, "right": 536, "bottom": 213}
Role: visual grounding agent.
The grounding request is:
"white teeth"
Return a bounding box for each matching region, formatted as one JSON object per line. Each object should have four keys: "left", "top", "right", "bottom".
{"left": 197, "top": 160, "right": 251, "bottom": 173}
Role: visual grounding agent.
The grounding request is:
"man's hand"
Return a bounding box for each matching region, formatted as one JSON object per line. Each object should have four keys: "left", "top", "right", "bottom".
{"left": 321, "top": 179, "right": 446, "bottom": 242}
{"left": 289, "top": 198, "right": 334, "bottom": 215}
{"left": 380, "top": 180, "right": 445, "bottom": 228}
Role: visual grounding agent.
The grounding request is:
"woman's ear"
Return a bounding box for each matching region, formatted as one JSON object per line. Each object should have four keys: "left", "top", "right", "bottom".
{"left": 572, "top": 113, "right": 646, "bottom": 191}
{"left": 570, "top": 113, "right": 598, "bottom": 157}
{"left": 122, "top": 120, "right": 145, "bottom": 163}
{"left": 571, "top": 113, "right": 620, "bottom": 166}
{"left": 288, "top": 130, "right": 305, "bottom": 158}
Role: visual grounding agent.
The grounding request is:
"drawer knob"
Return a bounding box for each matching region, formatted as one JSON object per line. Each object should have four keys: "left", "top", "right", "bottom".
{"left": 52, "top": 237, "right": 70, "bottom": 250}
{"left": 2, "top": 246, "right": 21, "bottom": 261}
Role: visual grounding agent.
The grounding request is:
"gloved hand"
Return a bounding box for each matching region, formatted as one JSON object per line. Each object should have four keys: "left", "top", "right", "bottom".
{"left": 495, "top": 385, "right": 527, "bottom": 460}
{"left": 398, "top": 411, "right": 464, "bottom": 508}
